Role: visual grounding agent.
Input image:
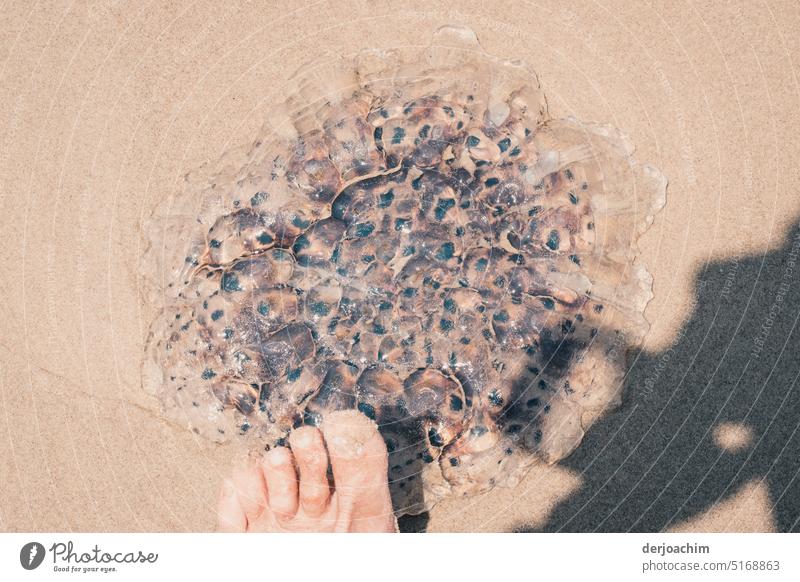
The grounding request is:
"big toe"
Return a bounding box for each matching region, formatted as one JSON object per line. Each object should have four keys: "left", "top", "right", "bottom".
{"left": 321, "top": 410, "right": 396, "bottom": 532}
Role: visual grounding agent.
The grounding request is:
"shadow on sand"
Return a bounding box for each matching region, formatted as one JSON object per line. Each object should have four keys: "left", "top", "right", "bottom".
{"left": 402, "top": 220, "right": 800, "bottom": 532}
{"left": 523, "top": 219, "right": 800, "bottom": 532}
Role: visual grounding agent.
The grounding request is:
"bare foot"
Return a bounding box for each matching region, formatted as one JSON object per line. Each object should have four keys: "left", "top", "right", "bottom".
{"left": 216, "top": 410, "right": 397, "bottom": 532}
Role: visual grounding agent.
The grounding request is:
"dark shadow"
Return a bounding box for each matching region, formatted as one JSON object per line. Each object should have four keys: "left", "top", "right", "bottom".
{"left": 516, "top": 219, "right": 800, "bottom": 532}
{"left": 398, "top": 512, "right": 430, "bottom": 533}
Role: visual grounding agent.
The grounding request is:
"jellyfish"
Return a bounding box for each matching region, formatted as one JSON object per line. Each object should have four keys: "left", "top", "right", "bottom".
{"left": 140, "top": 26, "right": 666, "bottom": 516}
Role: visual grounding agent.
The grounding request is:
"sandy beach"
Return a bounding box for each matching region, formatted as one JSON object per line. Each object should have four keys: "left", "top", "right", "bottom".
{"left": 1, "top": 0, "right": 798, "bottom": 532}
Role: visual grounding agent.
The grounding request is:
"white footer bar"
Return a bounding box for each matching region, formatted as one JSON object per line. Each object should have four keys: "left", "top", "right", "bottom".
{"left": 1, "top": 533, "right": 797, "bottom": 581}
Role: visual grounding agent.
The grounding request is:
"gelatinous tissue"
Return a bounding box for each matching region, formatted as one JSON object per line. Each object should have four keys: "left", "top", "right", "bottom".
{"left": 141, "top": 26, "right": 666, "bottom": 515}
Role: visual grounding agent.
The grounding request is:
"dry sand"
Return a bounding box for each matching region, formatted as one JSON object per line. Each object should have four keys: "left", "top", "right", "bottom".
{"left": 1, "top": 0, "right": 798, "bottom": 532}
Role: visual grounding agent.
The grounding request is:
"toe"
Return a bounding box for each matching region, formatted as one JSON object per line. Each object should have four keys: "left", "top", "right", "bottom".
{"left": 321, "top": 410, "right": 396, "bottom": 532}
{"left": 261, "top": 446, "right": 299, "bottom": 520}
{"left": 289, "top": 426, "right": 331, "bottom": 518}
{"left": 216, "top": 478, "right": 247, "bottom": 532}
{"left": 232, "top": 461, "right": 267, "bottom": 524}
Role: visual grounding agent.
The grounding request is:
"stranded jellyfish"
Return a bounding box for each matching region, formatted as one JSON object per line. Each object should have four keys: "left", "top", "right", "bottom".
{"left": 141, "top": 27, "right": 666, "bottom": 515}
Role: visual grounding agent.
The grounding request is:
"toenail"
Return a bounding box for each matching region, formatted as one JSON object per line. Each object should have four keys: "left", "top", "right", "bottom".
{"left": 292, "top": 428, "right": 317, "bottom": 448}
{"left": 267, "top": 448, "right": 291, "bottom": 466}
{"left": 328, "top": 435, "right": 364, "bottom": 459}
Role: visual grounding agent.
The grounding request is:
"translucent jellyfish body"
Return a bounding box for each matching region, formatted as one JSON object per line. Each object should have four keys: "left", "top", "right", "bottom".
{"left": 141, "top": 26, "right": 666, "bottom": 515}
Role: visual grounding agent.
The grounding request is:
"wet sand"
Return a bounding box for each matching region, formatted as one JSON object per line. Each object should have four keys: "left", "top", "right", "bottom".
{"left": 1, "top": 0, "right": 799, "bottom": 532}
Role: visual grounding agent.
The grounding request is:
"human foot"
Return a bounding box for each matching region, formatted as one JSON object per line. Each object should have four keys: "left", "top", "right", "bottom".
{"left": 216, "top": 410, "right": 397, "bottom": 532}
